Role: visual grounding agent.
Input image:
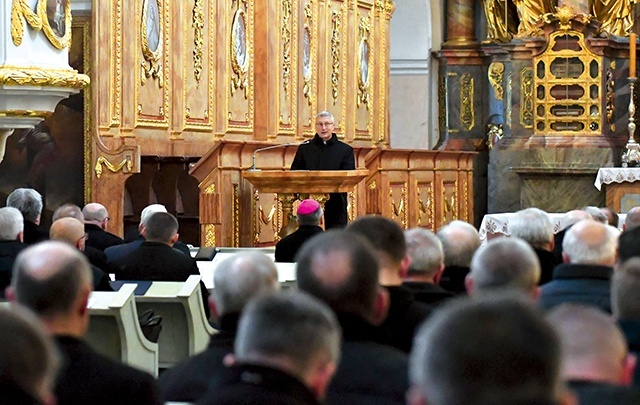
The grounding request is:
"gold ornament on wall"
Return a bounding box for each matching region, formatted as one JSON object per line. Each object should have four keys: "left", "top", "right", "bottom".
{"left": 302, "top": 2, "right": 313, "bottom": 106}
{"left": 357, "top": 17, "right": 371, "bottom": 110}
{"left": 94, "top": 155, "right": 133, "bottom": 178}
{"left": 488, "top": 62, "right": 505, "bottom": 101}
{"left": 141, "top": 0, "right": 163, "bottom": 87}
{"left": 281, "top": 0, "right": 292, "bottom": 96}
{"left": 606, "top": 63, "right": 615, "bottom": 131}
{"left": 460, "top": 73, "right": 474, "bottom": 130}
{"left": 11, "top": 0, "right": 71, "bottom": 49}
{"left": 330, "top": 10, "right": 341, "bottom": 104}
{"left": 192, "top": 0, "right": 204, "bottom": 84}
{"left": 520, "top": 67, "right": 534, "bottom": 128}
{"left": 11, "top": 0, "right": 42, "bottom": 46}
{"left": 230, "top": 1, "right": 249, "bottom": 98}
{"left": 0, "top": 66, "right": 89, "bottom": 88}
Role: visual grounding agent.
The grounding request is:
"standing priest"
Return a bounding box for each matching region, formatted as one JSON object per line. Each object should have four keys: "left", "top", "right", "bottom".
{"left": 291, "top": 111, "right": 355, "bottom": 229}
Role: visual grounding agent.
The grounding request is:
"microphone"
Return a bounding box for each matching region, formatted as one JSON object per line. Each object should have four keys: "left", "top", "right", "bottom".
{"left": 247, "top": 140, "right": 310, "bottom": 171}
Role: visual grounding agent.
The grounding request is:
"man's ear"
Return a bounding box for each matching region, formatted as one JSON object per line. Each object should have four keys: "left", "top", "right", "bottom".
{"left": 5, "top": 286, "right": 15, "bottom": 302}
{"left": 400, "top": 255, "right": 411, "bottom": 278}
{"left": 621, "top": 353, "right": 637, "bottom": 386}
{"left": 208, "top": 295, "right": 220, "bottom": 320}
{"left": 433, "top": 263, "right": 445, "bottom": 285}
{"left": 17, "top": 231, "right": 24, "bottom": 243}
{"left": 170, "top": 233, "right": 179, "bottom": 245}
{"left": 78, "top": 287, "right": 91, "bottom": 317}
{"left": 371, "top": 287, "right": 390, "bottom": 326}
{"left": 406, "top": 385, "right": 428, "bottom": 405}
{"left": 464, "top": 273, "right": 474, "bottom": 296}
{"left": 308, "top": 360, "right": 336, "bottom": 401}
{"left": 562, "top": 252, "right": 570, "bottom": 264}
{"left": 531, "top": 286, "right": 541, "bottom": 301}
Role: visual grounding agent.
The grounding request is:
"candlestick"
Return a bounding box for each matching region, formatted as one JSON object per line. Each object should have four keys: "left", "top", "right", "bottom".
{"left": 631, "top": 33, "right": 637, "bottom": 78}
{"left": 623, "top": 78, "right": 640, "bottom": 167}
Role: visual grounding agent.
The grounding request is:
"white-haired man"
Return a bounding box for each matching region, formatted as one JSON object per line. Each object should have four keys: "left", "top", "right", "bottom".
{"left": 0, "top": 207, "right": 26, "bottom": 296}
{"left": 6, "top": 187, "right": 47, "bottom": 244}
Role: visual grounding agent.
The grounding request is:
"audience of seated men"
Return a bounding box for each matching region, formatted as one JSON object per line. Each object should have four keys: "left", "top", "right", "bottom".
{"left": 275, "top": 199, "right": 324, "bottom": 262}
{"left": 6, "top": 241, "right": 161, "bottom": 404}
{"left": 49, "top": 218, "right": 112, "bottom": 291}
{"left": 408, "top": 295, "right": 572, "bottom": 405}
{"left": 612, "top": 258, "right": 640, "bottom": 387}
{"left": 624, "top": 206, "right": 640, "bottom": 231}
{"left": 402, "top": 227, "right": 453, "bottom": 307}
{"left": 465, "top": 237, "right": 541, "bottom": 300}
{"left": 105, "top": 204, "right": 189, "bottom": 265}
{"left": 548, "top": 304, "right": 640, "bottom": 404}
{"left": 52, "top": 203, "right": 116, "bottom": 278}
{"left": 508, "top": 207, "right": 560, "bottom": 285}
{"left": 346, "top": 215, "right": 431, "bottom": 353}
{"left": 296, "top": 230, "right": 408, "bottom": 405}
{"left": 436, "top": 220, "right": 480, "bottom": 294}
{"left": 0, "top": 207, "right": 26, "bottom": 297}
{"left": 198, "top": 292, "right": 340, "bottom": 405}
{"left": 159, "top": 252, "right": 280, "bottom": 402}
{"left": 6, "top": 188, "right": 48, "bottom": 244}
{"left": 115, "top": 211, "right": 199, "bottom": 281}
{"left": 540, "top": 219, "right": 618, "bottom": 313}
{"left": 82, "top": 203, "right": 123, "bottom": 251}
{"left": 0, "top": 307, "right": 59, "bottom": 405}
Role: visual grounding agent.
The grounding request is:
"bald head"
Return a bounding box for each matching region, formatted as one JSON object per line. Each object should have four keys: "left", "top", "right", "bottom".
{"left": 562, "top": 220, "right": 618, "bottom": 266}
{"left": 559, "top": 210, "right": 593, "bottom": 232}
{"left": 212, "top": 252, "right": 280, "bottom": 316}
{"left": 547, "top": 304, "right": 633, "bottom": 385}
{"left": 11, "top": 241, "right": 93, "bottom": 320}
{"left": 82, "top": 203, "right": 109, "bottom": 227}
{"left": 50, "top": 218, "right": 86, "bottom": 250}
{"left": 296, "top": 230, "right": 380, "bottom": 320}
{"left": 437, "top": 221, "right": 480, "bottom": 268}
{"left": 52, "top": 203, "right": 84, "bottom": 222}
{"left": 468, "top": 238, "right": 540, "bottom": 297}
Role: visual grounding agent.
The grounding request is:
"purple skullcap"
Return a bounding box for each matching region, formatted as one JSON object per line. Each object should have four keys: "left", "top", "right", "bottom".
{"left": 297, "top": 199, "right": 320, "bottom": 215}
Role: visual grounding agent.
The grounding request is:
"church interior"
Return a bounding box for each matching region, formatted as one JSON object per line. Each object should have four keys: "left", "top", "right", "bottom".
{"left": 2, "top": 0, "right": 639, "bottom": 243}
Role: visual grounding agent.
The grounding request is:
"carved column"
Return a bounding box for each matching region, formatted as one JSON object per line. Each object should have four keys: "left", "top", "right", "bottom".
{"left": 444, "top": 0, "right": 476, "bottom": 48}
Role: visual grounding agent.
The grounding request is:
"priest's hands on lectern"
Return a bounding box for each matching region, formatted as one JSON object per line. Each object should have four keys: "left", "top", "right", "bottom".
{"left": 290, "top": 111, "right": 355, "bottom": 229}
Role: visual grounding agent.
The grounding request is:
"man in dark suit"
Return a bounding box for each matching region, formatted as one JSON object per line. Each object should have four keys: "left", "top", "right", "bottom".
{"left": 548, "top": 304, "right": 640, "bottom": 404}
{"left": 6, "top": 188, "right": 48, "bottom": 244}
{"left": 436, "top": 220, "right": 480, "bottom": 295}
{"left": 199, "top": 292, "right": 340, "bottom": 405}
{"left": 402, "top": 227, "right": 453, "bottom": 306}
{"left": 290, "top": 111, "right": 355, "bottom": 229}
{"left": 82, "top": 203, "right": 123, "bottom": 251}
{"left": 0, "top": 207, "right": 26, "bottom": 297}
{"left": 275, "top": 199, "right": 324, "bottom": 262}
{"left": 7, "top": 241, "right": 161, "bottom": 405}
{"left": 159, "top": 252, "right": 280, "bottom": 402}
{"left": 297, "top": 231, "right": 409, "bottom": 405}
{"left": 116, "top": 211, "right": 199, "bottom": 281}
{"left": 346, "top": 215, "right": 431, "bottom": 353}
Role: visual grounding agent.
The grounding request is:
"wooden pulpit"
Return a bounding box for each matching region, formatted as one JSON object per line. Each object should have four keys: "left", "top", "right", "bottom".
{"left": 243, "top": 169, "right": 369, "bottom": 236}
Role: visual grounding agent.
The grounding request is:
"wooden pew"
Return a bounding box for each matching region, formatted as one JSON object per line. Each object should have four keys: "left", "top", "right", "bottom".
{"left": 86, "top": 284, "right": 159, "bottom": 376}
{"left": 131, "top": 275, "right": 216, "bottom": 368}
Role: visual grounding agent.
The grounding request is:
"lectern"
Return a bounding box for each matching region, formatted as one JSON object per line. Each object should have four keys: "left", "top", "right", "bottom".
{"left": 243, "top": 169, "right": 369, "bottom": 235}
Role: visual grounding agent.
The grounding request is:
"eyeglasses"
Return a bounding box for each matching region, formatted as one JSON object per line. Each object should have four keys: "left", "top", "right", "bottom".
{"left": 315, "top": 122, "right": 334, "bottom": 127}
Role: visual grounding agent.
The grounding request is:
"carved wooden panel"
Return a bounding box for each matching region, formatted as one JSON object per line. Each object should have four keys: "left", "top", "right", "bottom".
{"left": 276, "top": 0, "right": 299, "bottom": 136}
{"left": 353, "top": 2, "right": 374, "bottom": 140}
{"left": 321, "top": 0, "right": 348, "bottom": 137}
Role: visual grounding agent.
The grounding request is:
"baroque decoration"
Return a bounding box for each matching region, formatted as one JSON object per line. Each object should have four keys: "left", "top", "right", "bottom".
{"left": 141, "top": 0, "right": 163, "bottom": 87}
{"left": 520, "top": 67, "right": 534, "bottom": 128}
{"left": 302, "top": 2, "right": 313, "bottom": 106}
{"left": 330, "top": 10, "right": 341, "bottom": 104}
{"left": 230, "top": 1, "right": 249, "bottom": 98}
{"left": 281, "top": 0, "right": 292, "bottom": 96}
{"left": 94, "top": 156, "right": 133, "bottom": 179}
{"left": 0, "top": 66, "right": 89, "bottom": 88}
{"left": 460, "top": 73, "right": 474, "bottom": 130}
{"left": 11, "top": 0, "right": 72, "bottom": 49}
{"left": 488, "top": 62, "right": 505, "bottom": 101}
{"left": 192, "top": 0, "right": 204, "bottom": 83}
{"left": 357, "top": 17, "right": 371, "bottom": 110}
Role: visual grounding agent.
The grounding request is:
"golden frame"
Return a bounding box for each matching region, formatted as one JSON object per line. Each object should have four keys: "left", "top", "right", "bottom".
{"left": 36, "top": 0, "right": 72, "bottom": 49}
{"left": 230, "top": 7, "right": 249, "bottom": 96}
{"left": 140, "top": 0, "right": 163, "bottom": 86}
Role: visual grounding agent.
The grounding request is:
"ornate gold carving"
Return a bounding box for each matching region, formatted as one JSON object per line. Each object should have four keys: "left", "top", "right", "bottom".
{"left": 460, "top": 73, "right": 474, "bottom": 130}
{"left": 230, "top": 2, "right": 249, "bottom": 98}
{"left": 590, "top": 0, "right": 633, "bottom": 36}
{"left": 204, "top": 224, "right": 216, "bottom": 247}
{"left": 540, "top": 5, "right": 592, "bottom": 32}
{"left": 368, "top": 180, "right": 377, "bottom": 189}
{"left": 357, "top": 17, "right": 371, "bottom": 110}
{"left": 204, "top": 183, "right": 216, "bottom": 194}
{"left": 141, "top": 0, "right": 164, "bottom": 87}
{"left": 94, "top": 156, "right": 133, "bottom": 178}
{"left": 488, "top": 62, "right": 505, "bottom": 101}
{"left": 302, "top": 2, "right": 313, "bottom": 106}
{"left": 0, "top": 67, "right": 89, "bottom": 88}
{"left": 606, "top": 65, "right": 615, "bottom": 131}
{"left": 506, "top": 73, "right": 513, "bottom": 127}
{"left": 520, "top": 67, "right": 534, "bottom": 128}
{"left": 0, "top": 110, "right": 51, "bottom": 118}
{"left": 281, "top": 0, "right": 292, "bottom": 96}
{"left": 11, "top": 0, "right": 43, "bottom": 46}
{"left": 37, "top": 0, "right": 72, "bottom": 49}
{"left": 513, "top": 0, "right": 554, "bottom": 38}
{"left": 482, "top": 0, "right": 517, "bottom": 43}
{"left": 389, "top": 184, "right": 408, "bottom": 229}
{"left": 438, "top": 74, "right": 446, "bottom": 131}
{"left": 417, "top": 183, "right": 435, "bottom": 228}
{"left": 330, "top": 10, "right": 341, "bottom": 104}
{"left": 111, "top": 0, "right": 123, "bottom": 126}
{"left": 192, "top": 0, "right": 204, "bottom": 83}
{"left": 232, "top": 184, "right": 239, "bottom": 247}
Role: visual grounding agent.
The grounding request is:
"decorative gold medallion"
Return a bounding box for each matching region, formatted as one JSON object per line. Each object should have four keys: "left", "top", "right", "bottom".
{"left": 38, "top": 0, "right": 72, "bottom": 49}
{"left": 141, "top": 0, "right": 163, "bottom": 87}
{"left": 230, "top": 6, "right": 249, "bottom": 97}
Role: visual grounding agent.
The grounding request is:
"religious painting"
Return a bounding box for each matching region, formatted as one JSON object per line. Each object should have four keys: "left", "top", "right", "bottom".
{"left": 38, "top": 0, "right": 71, "bottom": 49}
{"left": 142, "top": 0, "right": 161, "bottom": 57}
{"left": 302, "top": 27, "right": 311, "bottom": 80}
{"left": 359, "top": 38, "right": 370, "bottom": 86}
{"left": 231, "top": 8, "right": 248, "bottom": 71}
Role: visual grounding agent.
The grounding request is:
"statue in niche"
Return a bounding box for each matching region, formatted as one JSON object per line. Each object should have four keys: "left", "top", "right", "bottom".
{"left": 590, "top": 0, "right": 635, "bottom": 36}
{"left": 513, "top": 0, "right": 556, "bottom": 37}
{"left": 482, "top": 0, "right": 519, "bottom": 42}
